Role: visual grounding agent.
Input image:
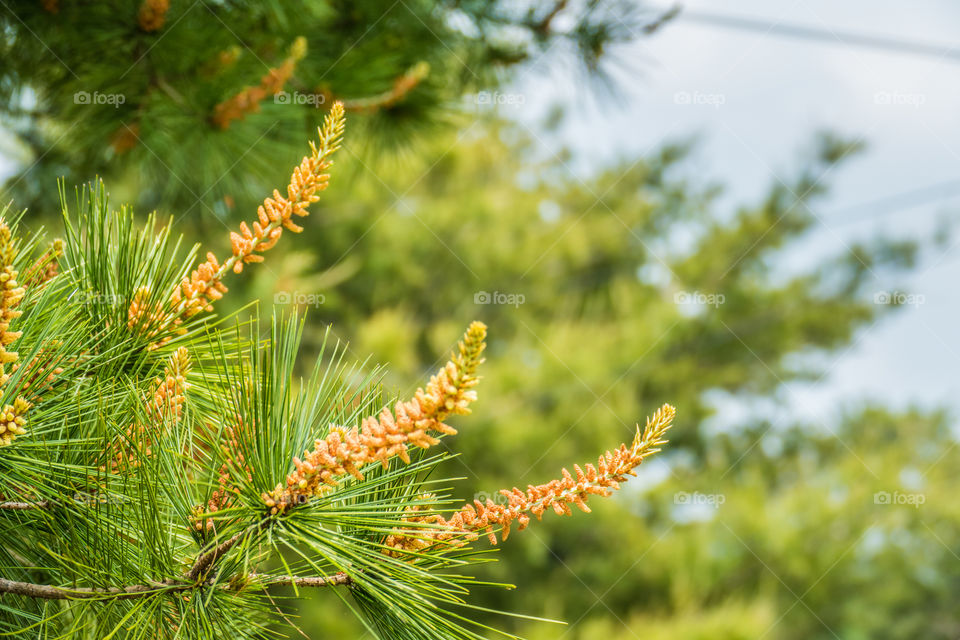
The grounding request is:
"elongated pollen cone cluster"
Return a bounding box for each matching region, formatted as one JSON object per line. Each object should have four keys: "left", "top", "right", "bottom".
{"left": 0, "top": 225, "right": 24, "bottom": 384}
{"left": 0, "top": 397, "right": 30, "bottom": 447}
{"left": 126, "top": 103, "right": 345, "bottom": 347}
{"left": 189, "top": 408, "right": 256, "bottom": 533}
{"left": 384, "top": 404, "right": 675, "bottom": 556}
{"left": 172, "top": 102, "right": 344, "bottom": 321}
{"left": 0, "top": 220, "right": 31, "bottom": 446}
{"left": 105, "top": 348, "right": 191, "bottom": 472}
{"left": 147, "top": 347, "right": 191, "bottom": 423}
{"left": 126, "top": 286, "right": 171, "bottom": 339}
{"left": 263, "top": 321, "right": 487, "bottom": 515}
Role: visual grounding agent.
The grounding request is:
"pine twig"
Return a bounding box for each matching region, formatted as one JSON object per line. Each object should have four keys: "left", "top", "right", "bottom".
{"left": 0, "top": 500, "right": 48, "bottom": 510}
{"left": 0, "top": 578, "right": 188, "bottom": 600}
{"left": 248, "top": 573, "right": 352, "bottom": 588}
{"left": 185, "top": 519, "right": 269, "bottom": 581}
{"left": 0, "top": 573, "right": 350, "bottom": 601}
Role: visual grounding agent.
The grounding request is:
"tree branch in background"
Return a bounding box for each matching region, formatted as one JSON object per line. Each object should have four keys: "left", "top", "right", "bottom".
{"left": 536, "top": 0, "right": 569, "bottom": 34}
{"left": 212, "top": 37, "right": 308, "bottom": 129}
{"left": 642, "top": 3, "right": 682, "bottom": 35}
{"left": 0, "top": 500, "right": 48, "bottom": 510}
{"left": 323, "top": 62, "right": 431, "bottom": 113}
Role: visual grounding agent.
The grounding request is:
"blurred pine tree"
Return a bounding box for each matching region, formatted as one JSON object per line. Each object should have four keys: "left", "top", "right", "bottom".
{"left": 236, "top": 119, "right": 933, "bottom": 637}
{"left": 0, "top": 0, "right": 673, "bottom": 218}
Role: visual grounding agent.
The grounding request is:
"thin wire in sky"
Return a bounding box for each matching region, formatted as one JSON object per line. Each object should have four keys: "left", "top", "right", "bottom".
{"left": 672, "top": 7, "right": 960, "bottom": 64}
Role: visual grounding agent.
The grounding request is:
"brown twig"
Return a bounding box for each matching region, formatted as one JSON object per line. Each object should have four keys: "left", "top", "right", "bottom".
{"left": 248, "top": 573, "right": 352, "bottom": 588}
{"left": 0, "top": 572, "right": 350, "bottom": 601}
{"left": 536, "top": 0, "right": 568, "bottom": 33}
{"left": 0, "top": 500, "right": 49, "bottom": 510}
{"left": 185, "top": 518, "right": 269, "bottom": 581}
{"left": 0, "top": 577, "right": 185, "bottom": 600}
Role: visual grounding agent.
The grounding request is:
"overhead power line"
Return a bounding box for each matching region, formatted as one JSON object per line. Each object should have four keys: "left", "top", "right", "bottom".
{"left": 672, "top": 7, "right": 960, "bottom": 64}
{"left": 827, "top": 179, "right": 960, "bottom": 226}
{"left": 643, "top": 6, "right": 960, "bottom": 228}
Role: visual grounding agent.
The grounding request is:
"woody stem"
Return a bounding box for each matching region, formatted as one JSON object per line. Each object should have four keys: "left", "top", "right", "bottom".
{"left": 0, "top": 571, "right": 351, "bottom": 601}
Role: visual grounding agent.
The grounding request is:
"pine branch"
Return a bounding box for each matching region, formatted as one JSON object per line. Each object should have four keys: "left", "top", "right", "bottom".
{"left": 0, "top": 105, "right": 682, "bottom": 637}
{"left": 247, "top": 573, "right": 352, "bottom": 588}
{"left": 0, "top": 577, "right": 190, "bottom": 600}
{"left": 0, "top": 500, "right": 48, "bottom": 510}
{"left": 186, "top": 519, "right": 270, "bottom": 582}
{"left": 0, "top": 572, "right": 349, "bottom": 601}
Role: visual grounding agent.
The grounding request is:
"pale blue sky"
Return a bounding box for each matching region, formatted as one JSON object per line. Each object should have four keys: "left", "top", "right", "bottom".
{"left": 2, "top": 1, "right": 957, "bottom": 425}
{"left": 504, "top": 0, "right": 960, "bottom": 425}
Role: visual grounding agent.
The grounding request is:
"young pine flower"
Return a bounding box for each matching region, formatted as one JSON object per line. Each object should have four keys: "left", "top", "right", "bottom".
{"left": 147, "top": 347, "right": 191, "bottom": 421}
{"left": 8, "top": 349, "right": 65, "bottom": 405}
{"left": 0, "top": 222, "right": 25, "bottom": 385}
{"left": 23, "top": 239, "right": 63, "bottom": 289}
{"left": 0, "top": 397, "right": 30, "bottom": 447}
{"left": 126, "top": 286, "right": 170, "bottom": 340}
{"left": 172, "top": 101, "right": 344, "bottom": 321}
{"left": 105, "top": 347, "right": 191, "bottom": 472}
{"left": 383, "top": 404, "right": 675, "bottom": 556}
{"left": 263, "top": 321, "right": 487, "bottom": 515}
{"left": 127, "top": 102, "right": 345, "bottom": 343}
{"left": 0, "top": 220, "right": 31, "bottom": 446}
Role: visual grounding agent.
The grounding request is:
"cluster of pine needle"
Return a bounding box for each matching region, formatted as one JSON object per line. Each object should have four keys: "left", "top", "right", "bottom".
{"left": 0, "top": 103, "right": 673, "bottom": 640}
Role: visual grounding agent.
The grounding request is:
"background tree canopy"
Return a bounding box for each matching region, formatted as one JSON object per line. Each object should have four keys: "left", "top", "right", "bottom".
{"left": 0, "top": 0, "right": 670, "bottom": 217}
{"left": 232, "top": 123, "right": 944, "bottom": 638}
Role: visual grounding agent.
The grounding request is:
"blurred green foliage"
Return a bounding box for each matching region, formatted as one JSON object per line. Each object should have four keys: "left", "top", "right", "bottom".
{"left": 0, "top": 0, "right": 665, "bottom": 218}
{"left": 212, "top": 121, "right": 950, "bottom": 638}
